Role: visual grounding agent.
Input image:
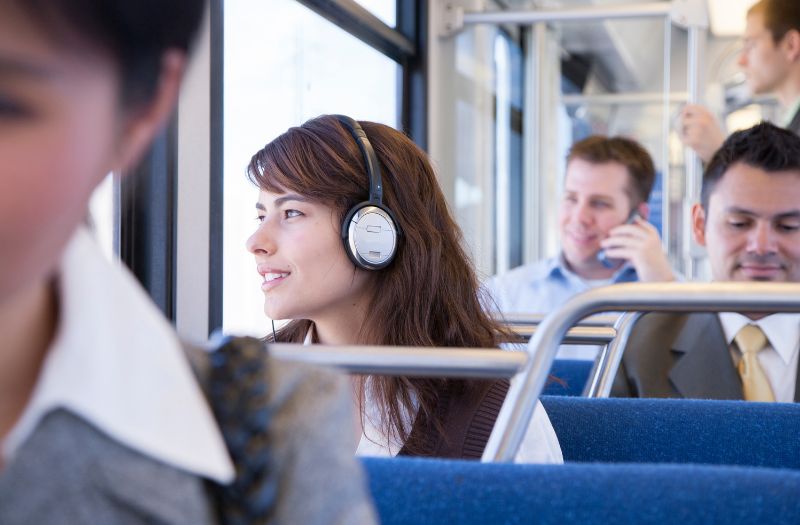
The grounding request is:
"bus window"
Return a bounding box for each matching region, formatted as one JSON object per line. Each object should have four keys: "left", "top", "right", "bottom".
{"left": 222, "top": 0, "right": 399, "bottom": 336}
{"left": 353, "top": 0, "right": 396, "bottom": 27}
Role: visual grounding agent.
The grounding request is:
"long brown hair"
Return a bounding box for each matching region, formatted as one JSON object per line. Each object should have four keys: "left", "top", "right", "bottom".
{"left": 247, "top": 115, "right": 512, "bottom": 452}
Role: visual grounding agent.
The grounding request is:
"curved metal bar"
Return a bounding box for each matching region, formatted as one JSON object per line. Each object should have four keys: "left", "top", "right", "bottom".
{"left": 462, "top": 2, "right": 670, "bottom": 25}
{"left": 269, "top": 343, "right": 527, "bottom": 378}
{"left": 499, "top": 312, "right": 620, "bottom": 327}
{"left": 583, "top": 312, "right": 643, "bottom": 397}
{"left": 511, "top": 325, "right": 616, "bottom": 345}
{"left": 482, "top": 282, "right": 800, "bottom": 463}
{"left": 270, "top": 324, "right": 612, "bottom": 377}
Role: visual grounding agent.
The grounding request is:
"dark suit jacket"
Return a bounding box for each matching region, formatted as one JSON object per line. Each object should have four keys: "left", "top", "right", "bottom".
{"left": 611, "top": 312, "right": 800, "bottom": 401}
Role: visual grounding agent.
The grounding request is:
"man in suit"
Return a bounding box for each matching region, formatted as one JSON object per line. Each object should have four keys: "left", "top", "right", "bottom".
{"left": 613, "top": 122, "right": 800, "bottom": 401}
{"left": 679, "top": 0, "right": 800, "bottom": 162}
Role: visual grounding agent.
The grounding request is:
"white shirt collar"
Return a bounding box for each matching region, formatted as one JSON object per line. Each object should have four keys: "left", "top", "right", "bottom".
{"left": 718, "top": 312, "right": 800, "bottom": 365}
{"left": 2, "top": 228, "right": 234, "bottom": 483}
{"left": 781, "top": 95, "right": 800, "bottom": 128}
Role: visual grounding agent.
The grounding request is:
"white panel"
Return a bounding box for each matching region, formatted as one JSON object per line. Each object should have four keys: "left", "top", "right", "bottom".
{"left": 175, "top": 9, "right": 211, "bottom": 341}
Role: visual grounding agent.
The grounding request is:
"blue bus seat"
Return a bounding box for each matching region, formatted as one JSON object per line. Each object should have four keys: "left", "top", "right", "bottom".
{"left": 541, "top": 396, "right": 800, "bottom": 468}
{"left": 363, "top": 457, "right": 800, "bottom": 525}
{"left": 543, "top": 359, "right": 592, "bottom": 396}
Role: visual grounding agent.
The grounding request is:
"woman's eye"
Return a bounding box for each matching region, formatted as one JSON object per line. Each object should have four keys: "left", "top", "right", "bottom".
{"left": 285, "top": 209, "right": 303, "bottom": 219}
{"left": 255, "top": 215, "right": 265, "bottom": 224}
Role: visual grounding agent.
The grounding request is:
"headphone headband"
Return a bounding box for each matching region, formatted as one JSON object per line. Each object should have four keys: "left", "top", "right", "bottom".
{"left": 334, "top": 115, "right": 383, "bottom": 204}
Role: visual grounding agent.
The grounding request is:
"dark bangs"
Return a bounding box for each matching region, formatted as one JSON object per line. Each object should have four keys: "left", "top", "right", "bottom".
{"left": 247, "top": 121, "right": 371, "bottom": 218}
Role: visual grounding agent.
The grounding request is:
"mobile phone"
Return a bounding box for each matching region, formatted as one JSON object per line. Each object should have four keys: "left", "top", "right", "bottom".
{"left": 597, "top": 211, "right": 641, "bottom": 268}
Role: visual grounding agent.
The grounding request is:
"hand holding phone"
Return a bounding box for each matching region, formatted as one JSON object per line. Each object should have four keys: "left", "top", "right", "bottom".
{"left": 597, "top": 212, "right": 641, "bottom": 268}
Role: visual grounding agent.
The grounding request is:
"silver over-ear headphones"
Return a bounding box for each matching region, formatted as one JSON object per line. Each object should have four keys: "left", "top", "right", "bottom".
{"left": 335, "top": 115, "right": 399, "bottom": 270}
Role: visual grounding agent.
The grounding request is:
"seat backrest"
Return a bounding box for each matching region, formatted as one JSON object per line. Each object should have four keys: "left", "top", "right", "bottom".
{"left": 541, "top": 396, "right": 800, "bottom": 468}
{"left": 363, "top": 456, "right": 800, "bottom": 525}
{"left": 543, "top": 359, "right": 593, "bottom": 396}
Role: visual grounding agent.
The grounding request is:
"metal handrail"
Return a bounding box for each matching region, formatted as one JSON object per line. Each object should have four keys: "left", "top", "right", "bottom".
{"left": 269, "top": 343, "right": 527, "bottom": 378}
{"left": 462, "top": 2, "right": 671, "bottom": 25}
{"left": 583, "top": 312, "right": 643, "bottom": 397}
{"left": 269, "top": 321, "right": 613, "bottom": 376}
{"left": 510, "top": 325, "right": 616, "bottom": 345}
{"left": 499, "top": 312, "right": 620, "bottom": 327}
{"left": 482, "top": 282, "right": 800, "bottom": 462}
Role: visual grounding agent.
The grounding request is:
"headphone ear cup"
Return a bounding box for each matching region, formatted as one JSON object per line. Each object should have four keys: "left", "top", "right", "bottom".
{"left": 342, "top": 202, "right": 398, "bottom": 270}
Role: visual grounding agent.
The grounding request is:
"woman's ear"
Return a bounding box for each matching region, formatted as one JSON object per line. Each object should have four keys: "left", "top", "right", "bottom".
{"left": 113, "top": 50, "right": 187, "bottom": 174}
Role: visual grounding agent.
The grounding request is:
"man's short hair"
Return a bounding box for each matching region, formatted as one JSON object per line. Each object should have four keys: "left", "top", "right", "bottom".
{"left": 701, "top": 121, "right": 800, "bottom": 210}
{"left": 566, "top": 135, "right": 656, "bottom": 207}
{"left": 749, "top": 0, "right": 800, "bottom": 43}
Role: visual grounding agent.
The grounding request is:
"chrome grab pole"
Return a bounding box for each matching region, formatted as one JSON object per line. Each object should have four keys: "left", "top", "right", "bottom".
{"left": 269, "top": 343, "right": 526, "bottom": 379}
{"left": 269, "top": 320, "right": 613, "bottom": 378}
{"left": 510, "top": 325, "right": 615, "bottom": 345}
{"left": 498, "top": 312, "right": 619, "bottom": 327}
{"left": 482, "top": 282, "right": 800, "bottom": 462}
{"left": 583, "top": 311, "right": 643, "bottom": 397}
{"left": 461, "top": 2, "right": 670, "bottom": 26}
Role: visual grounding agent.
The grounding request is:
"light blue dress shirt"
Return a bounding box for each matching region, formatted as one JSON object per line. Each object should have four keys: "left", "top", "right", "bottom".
{"left": 485, "top": 255, "right": 639, "bottom": 360}
{"left": 485, "top": 254, "right": 639, "bottom": 315}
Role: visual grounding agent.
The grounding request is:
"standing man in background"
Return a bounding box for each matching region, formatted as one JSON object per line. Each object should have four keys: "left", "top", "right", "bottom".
{"left": 680, "top": 0, "right": 800, "bottom": 161}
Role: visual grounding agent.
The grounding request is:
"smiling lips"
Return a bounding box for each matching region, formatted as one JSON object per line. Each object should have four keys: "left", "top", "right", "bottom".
{"left": 567, "top": 230, "right": 598, "bottom": 246}
{"left": 739, "top": 264, "right": 782, "bottom": 279}
{"left": 257, "top": 266, "right": 290, "bottom": 291}
{"left": 737, "top": 255, "right": 784, "bottom": 279}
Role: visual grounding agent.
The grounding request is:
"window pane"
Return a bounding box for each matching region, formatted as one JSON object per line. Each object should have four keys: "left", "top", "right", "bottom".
{"left": 222, "top": 0, "right": 399, "bottom": 336}
{"left": 353, "top": 0, "right": 396, "bottom": 27}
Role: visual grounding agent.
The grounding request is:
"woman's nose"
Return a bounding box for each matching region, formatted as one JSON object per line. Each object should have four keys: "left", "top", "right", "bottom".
{"left": 246, "top": 222, "right": 276, "bottom": 255}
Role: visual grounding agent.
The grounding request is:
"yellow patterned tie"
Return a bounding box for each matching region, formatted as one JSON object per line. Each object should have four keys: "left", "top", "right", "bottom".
{"left": 734, "top": 324, "right": 775, "bottom": 402}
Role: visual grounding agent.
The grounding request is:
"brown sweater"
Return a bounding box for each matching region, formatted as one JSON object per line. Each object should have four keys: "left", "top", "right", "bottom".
{"left": 398, "top": 379, "right": 509, "bottom": 459}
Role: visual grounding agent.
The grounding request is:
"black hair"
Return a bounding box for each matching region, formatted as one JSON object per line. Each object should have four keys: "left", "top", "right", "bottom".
{"left": 701, "top": 121, "right": 800, "bottom": 210}
{"left": 13, "top": 0, "right": 206, "bottom": 106}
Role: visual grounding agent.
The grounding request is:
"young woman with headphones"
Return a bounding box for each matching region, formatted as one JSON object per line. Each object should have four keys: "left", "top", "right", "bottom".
{"left": 246, "top": 115, "right": 562, "bottom": 461}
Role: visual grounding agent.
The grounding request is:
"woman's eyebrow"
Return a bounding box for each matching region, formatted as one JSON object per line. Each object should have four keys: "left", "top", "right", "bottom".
{"left": 273, "top": 194, "right": 312, "bottom": 206}
{"left": 255, "top": 194, "right": 311, "bottom": 211}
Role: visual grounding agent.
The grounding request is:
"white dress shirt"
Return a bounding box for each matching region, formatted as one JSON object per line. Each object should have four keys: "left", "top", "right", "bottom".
{"left": 780, "top": 95, "right": 800, "bottom": 128}
{"left": 718, "top": 312, "right": 800, "bottom": 402}
{"left": 1, "top": 228, "right": 234, "bottom": 483}
{"left": 303, "top": 326, "right": 563, "bottom": 463}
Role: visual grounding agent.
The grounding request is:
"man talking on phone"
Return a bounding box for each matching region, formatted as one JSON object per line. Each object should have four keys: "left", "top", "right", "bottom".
{"left": 486, "top": 136, "right": 676, "bottom": 358}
